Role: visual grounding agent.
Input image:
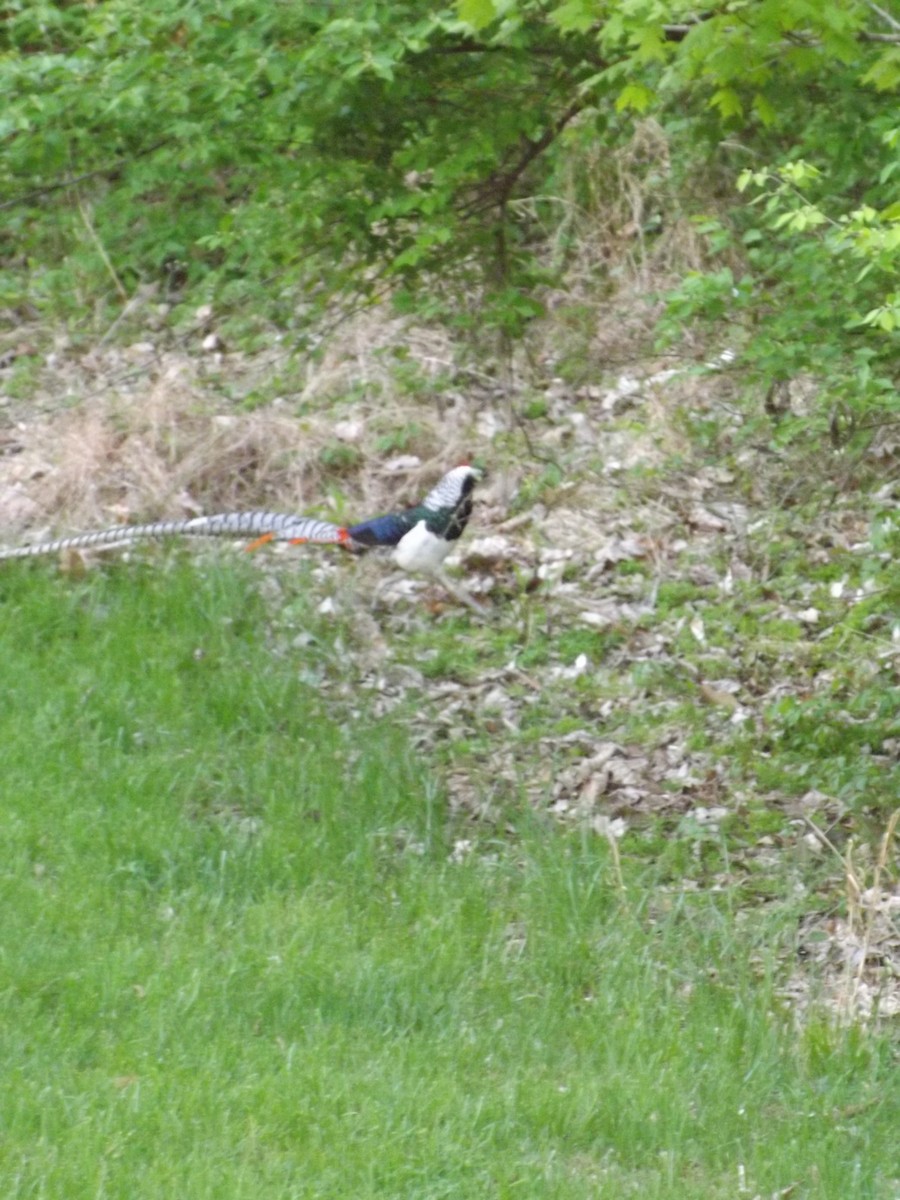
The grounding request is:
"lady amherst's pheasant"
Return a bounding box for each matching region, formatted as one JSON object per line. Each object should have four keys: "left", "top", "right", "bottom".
{"left": 0, "top": 465, "right": 485, "bottom": 612}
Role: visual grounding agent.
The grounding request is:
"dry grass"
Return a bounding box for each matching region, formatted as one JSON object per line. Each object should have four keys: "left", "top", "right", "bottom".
{"left": 2, "top": 378, "right": 318, "bottom": 533}
{"left": 528, "top": 119, "right": 741, "bottom": 374}
{"left": 1, "top": 117, "right": 728, "bottom": 544}
{"left": 787, "top": 812, "right": 900, "bottom": 1025}
{"left": 297, "top": 309, "right": 461, "bottom": 407}
{"left": 0, "top": 318, "right": 479, "bottom": 539}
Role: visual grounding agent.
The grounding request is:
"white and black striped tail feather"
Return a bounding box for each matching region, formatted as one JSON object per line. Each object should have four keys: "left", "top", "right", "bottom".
{"left": 0, "top": 511, "right": 346, "bottom": 562}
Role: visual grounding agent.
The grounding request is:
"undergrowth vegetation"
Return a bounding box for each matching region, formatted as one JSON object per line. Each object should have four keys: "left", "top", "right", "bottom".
{"left": 3, "top": 1, "right": 897, "bottom": 436}
{"left": 0, "top": 563, "right": 897, "bottom": 1198}
{"left": 0, "top": 3, "right": 898, "bottom": 1194}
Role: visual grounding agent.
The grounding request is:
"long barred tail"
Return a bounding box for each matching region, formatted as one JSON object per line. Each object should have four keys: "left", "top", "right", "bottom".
{"left": 0, "top": 511, "right": 350, "bottom": 562}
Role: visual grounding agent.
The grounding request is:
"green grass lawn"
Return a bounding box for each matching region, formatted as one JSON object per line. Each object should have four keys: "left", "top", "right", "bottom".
{"left": 0, "top": 561, "right": 896, "bottom": 1198}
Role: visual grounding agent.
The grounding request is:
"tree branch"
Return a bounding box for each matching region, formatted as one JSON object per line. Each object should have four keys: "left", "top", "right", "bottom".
{"left": 0, "top": 139, "right": 172, "bottom": 212}
{"left": 664, "top": 5, "right": 900, "bottom": 45}
{"left": 462, "top": 96, "right": 588, "bottom": 216}
{"left": 867, "top": 1, "right": 900, "bottom": 34}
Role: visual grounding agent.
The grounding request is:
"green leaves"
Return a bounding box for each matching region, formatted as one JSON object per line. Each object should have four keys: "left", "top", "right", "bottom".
{"left": 667, "top": 136, "right": 899, "bottom": 441}
{"left": 708, "top": 87, "right": 743, "bottom": 120}
{"left": 548, "top": 0, "right": 598, "bottom": 35}
{"left": 458, "top": 0, "right": 497, "bottom": 29}
{"left": 615, "top": 82, "right": 654, "bottom": 112}
{"left": 862, "top": 46, "right": 900, "bottom": 92}
{"left": 1, "top": 0, "right": 898, "bottom": 384}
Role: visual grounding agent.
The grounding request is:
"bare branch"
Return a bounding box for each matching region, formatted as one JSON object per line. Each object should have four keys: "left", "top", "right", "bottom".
{"left": 462, "top": 96, "right": 588, "bottom": 217}
{"left": 0, "top": 140, "right": 171, "bottom": 212}
{"left": 867, "top": 1, "right": 900, "bottom": 34}
{"left": 664, "top": 5, "right": 900, "bottom": 45}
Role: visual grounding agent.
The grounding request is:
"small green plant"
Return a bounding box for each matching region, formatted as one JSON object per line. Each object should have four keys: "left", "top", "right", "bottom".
{"left": 4, "top": 354, "right": 42, "bottom": 398}
{"left": 374, "top": 422, "right": 424, "bottom": 455}
{"left": 318, "top": 442, "right": 363, "bottom": 473}
{"left": 521, "top": 396, "right": 549, "bottom": 420}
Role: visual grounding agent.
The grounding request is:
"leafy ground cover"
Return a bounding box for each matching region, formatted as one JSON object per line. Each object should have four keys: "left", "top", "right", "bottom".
{"left": 2, "top": 5, "right": 897, "bottom": 1181}
{"left": 0, "top": 559, "right": 897, "bottom": 1199}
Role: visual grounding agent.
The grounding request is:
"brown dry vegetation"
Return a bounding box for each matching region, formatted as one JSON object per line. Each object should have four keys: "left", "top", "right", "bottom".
{"left": 1, "top": 201, "right": 897, "bottom": 1029}
{"left": 0, "top": 319, "right": 477, "bottom": 535}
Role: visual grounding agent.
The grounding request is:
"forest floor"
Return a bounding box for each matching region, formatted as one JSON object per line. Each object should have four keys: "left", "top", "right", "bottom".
{"left": 2, "top": 301, "right": 899, "bottom": 1198}
{"left": 1, "top": 300, "right": 898, "bottom": 1035}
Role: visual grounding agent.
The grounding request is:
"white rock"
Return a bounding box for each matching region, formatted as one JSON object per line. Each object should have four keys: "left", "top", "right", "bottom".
{"left": 333, "top": 419, "right": 364, "bottom": 442}
{"left": 476, "top": 410, "right": 504, "bottom": 439}
{"left": 384, "top": 455, "right": 421, "bottom": 472}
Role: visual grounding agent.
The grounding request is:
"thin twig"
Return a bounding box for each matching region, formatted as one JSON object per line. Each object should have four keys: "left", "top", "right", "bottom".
{"left": 847, "top": 808, "right": 899, "bottom": 1014}
{"left": 0, "top": 140, "right": 171, "bottom": 212}
{"left": 435, "top": 570, "right": 490, "bottom": 618}
{"left": 75, "top": 189, "right": 128, "bottom": 301}
{"left": 605, "top": 827, "right": 627, "bottom": 899}
{"left": 461, "top": 97, "right": 589, "bottom": 217}
{"left": 867, "top": 1, "right": 900, "bottom": 34}
{"left": 96, "top": 286, "right": 158, "bottom": 348}
{"left": 801, "top": 815, "right": 845, "bottom": 866}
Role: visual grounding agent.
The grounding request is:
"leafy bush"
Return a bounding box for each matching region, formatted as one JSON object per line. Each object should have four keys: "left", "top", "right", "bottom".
{"left": 1, "top": 1, "right": 593, "bottom": 336}
{"left": 1, "top": 0, "right": 897, "bottom": 430}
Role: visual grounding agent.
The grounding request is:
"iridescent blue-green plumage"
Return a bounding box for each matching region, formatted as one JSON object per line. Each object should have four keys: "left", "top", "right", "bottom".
{"left": 346, "top": 511, "right": 417, "bottom": 548}
{"left": 347, "top": 465, "right": 478, "bottom": 577}
{"left": 347, "top": 468, "right": 476, "bottom": 549}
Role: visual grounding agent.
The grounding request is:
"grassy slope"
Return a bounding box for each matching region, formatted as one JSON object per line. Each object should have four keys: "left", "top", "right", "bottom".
{"left": 0, "top": 561, "right": 896, "bottom": 1198}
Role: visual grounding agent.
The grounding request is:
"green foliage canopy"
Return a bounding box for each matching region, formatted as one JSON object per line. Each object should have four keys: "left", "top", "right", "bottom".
{"left": 1, "top": 0, "right": 897, "bottom": 415}
{"left": 2, "top": 0, "right": 596, "bottom": 331}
